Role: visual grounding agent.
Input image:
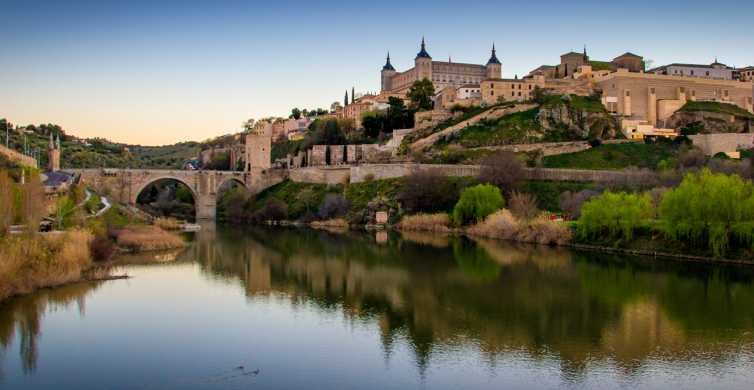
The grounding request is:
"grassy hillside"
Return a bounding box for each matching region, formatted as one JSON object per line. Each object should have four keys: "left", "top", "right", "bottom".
{"left": 679, "top": 101, "right": 754, "bottom": 119}
{"left": 542, "top": 142, "right": 677, "bottom": 170}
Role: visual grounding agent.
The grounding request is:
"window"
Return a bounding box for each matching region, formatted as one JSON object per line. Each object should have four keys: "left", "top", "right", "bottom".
{"left": 650, "top": 88, "right": 655, "bottom": 94}
{"left": 690, "top": 70, "right": 694, "bottom": 76}
{"left": 518, "top": 92, "right": 521, "bottom": 97}
{"left": 529, "top": 85, "right": 532, "bottom": 90}
{"left": 706, "top": 71, "right": 710, "bottom": 76}
{"left": 490, "top": 83, "right": 493, "bottom": 88}
{"left": 691, "top": 90, "right": 696, "bottom": 97}
{"left": 724, "top": 90, "right": 729, "bottom": 97}
{"left": 511, "top": 92, "right": 515, "bottom": 97}
{"left": 511, "top": 84, "right": 515, "bottom": 88}
{"left": 490, "top": 91, "right": 494, "bottom": 96}
{"left": 625, "top": 90, "right": 631, "bottom": 97}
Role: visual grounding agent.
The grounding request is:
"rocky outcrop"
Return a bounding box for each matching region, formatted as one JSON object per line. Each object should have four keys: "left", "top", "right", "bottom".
{"left": 410, "top": 104, "right": 537, "bottom": 151}
{"left": 537, "top": 97, "right": 618, "bottom": 140}
{"left": 666, "top": 110, "right": 752, "bottom": 134}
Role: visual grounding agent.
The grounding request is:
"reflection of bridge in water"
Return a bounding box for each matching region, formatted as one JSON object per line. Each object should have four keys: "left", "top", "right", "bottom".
{"left": 71, "top": 168, "right": 287, "bottom": 219}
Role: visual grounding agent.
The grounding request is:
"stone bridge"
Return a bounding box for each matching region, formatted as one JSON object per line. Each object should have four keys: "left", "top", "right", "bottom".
{"left": 71, "top": 168, "right": 287, "bottom": 219}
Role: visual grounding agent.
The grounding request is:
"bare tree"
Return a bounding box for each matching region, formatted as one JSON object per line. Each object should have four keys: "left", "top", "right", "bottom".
{"left": 509, "top": 191, "right": 539, "bottom": 220}
{"left": 478, "top": 151, "right": 525, "bottom": 192}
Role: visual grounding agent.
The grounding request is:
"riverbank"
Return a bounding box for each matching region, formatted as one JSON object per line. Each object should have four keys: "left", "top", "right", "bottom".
{"left": 0, "top": 230, "right": 94, "bottom": 301}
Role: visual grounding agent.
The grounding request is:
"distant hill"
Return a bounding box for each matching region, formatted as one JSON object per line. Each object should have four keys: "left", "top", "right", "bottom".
{"left": 0, "top": 120, "right": 202, "bottom": 169}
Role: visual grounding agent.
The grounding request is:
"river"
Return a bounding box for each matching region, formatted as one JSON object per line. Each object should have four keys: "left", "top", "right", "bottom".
{"left": 1, "top": 225, "right": 754, "bottom": 389}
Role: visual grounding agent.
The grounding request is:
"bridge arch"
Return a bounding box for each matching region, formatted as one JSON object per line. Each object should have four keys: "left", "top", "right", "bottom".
{"left": 133, "top": 175, "right": 199, "bottom": 221}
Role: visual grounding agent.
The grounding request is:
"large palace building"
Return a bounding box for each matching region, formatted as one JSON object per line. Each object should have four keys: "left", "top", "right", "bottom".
{"left": 380, "top": 38, "right": 502, "bottom": 94}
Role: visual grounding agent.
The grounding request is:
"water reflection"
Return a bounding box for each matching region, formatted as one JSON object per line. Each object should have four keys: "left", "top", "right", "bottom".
{"left": 1, "top": 225, "right": 754, "bottom": 388}
{"left": 187, "top": 226, "right": 754, "bottom": 379}
{"left": 0, "top": 281, "right": 104, "bottom": 376}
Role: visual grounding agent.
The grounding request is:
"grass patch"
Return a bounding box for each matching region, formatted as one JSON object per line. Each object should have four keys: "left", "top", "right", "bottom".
{"left": 543, "top": 142, "right": 677, "bottom": 170}
{"left": 679, "top": 101, "right": 754, "bottom": 119}
{"left": 439, "top": 108, "right": 542, "bottom": 148}
{"left": 113, "top": 225, "right": 185, "bottom": 252}
{"left": 345, "top": 178, "right": 402, "bottom": 211}
{"left": 396, "top": 213, "right": 451, "bottom": 232}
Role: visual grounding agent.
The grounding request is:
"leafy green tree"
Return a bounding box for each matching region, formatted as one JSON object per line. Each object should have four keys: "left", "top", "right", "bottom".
{"left": 290, "top": 108, "right": 302, "bottom": 120}
{"left": 361, "top": 111, "right": 385, "bottom": 138}
{"left": 407, "top": 78, "right": 435, "bottom": 111}
{"left": 452, "top": 184, "right": 504, "bottom": 225}
{"left": 659, "top": 169, "right": 754, "bottom": 257}
{"left": 386, "top": 97, "right": 414, "bottom": 130}
{"left": 577, "top": 191, "right": 653, "bottom": 241}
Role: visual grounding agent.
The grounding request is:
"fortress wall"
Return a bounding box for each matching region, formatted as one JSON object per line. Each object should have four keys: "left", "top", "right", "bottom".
{"left": 689, "top": 133, "right": 754, "bottom": 155}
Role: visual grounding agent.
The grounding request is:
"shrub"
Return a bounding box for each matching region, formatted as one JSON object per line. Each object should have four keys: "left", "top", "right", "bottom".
{"left": 659, "top": 169, "right": 754, "bottom": 257}
{"left": 397, "top": 170, "right": 458, "bottom": 213}
{"left": 559, "top": 189, "right": 600, "bottom": 219}
{"left": 677, "top": 145, "right": 706, "bottom": 169}
{"left": 396, "top": 213, "right": 451, "bottom": 233}
{"left": 478, "top": 151, "right": 524, "bottom": 191}
{"left": 508, "top": 191, "right": 539, "bottom": 220}
{"left": 577, "top": 191, "right": 653, "bottom": 241}
{"left": 318, "top": 194, "right": 349, "bottom": 219}
{"left": 251, "top": 199, "right": 288, "bottom": 223}
{"left": 90, "top": 234, "right": 116, "bottom": 262}
{"left": 467, "top": 209, "right": 519, "bottom": 240}
{"left": 516, "top": 216, "right": 572, "bottom": 245}
{"left": 452, "top": 184, "right": 504, "bottom": 225}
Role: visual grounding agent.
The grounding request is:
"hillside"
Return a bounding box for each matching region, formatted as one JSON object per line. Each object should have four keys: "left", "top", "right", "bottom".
{"left": 1, "top": 124, "right": 201, "bottom": 169}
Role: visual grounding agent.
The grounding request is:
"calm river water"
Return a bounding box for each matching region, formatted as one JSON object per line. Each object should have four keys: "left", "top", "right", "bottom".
{"left": 2, "top": 225, "right": 754, "bottom": 389}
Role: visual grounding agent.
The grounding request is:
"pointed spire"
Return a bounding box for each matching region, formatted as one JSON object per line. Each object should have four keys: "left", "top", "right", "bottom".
{"left": 344, "top": 90, "right": 348, "bottom": 107}
{"left": 487, "top": 42, "right": 500, "bottom": 65}
{"left": 382, "top": 51, "right": 395, "bottom": 71}
{"left": 416, "top": 36, "right": 431, "bottom": 59}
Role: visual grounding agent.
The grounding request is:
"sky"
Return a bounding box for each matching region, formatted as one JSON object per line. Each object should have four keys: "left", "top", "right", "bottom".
{"left": 1, "top": 0, "right": 753, "bottom": 145}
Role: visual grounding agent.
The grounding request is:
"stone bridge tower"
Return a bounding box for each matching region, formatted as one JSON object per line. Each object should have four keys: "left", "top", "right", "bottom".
{"left": 245, "top": 125, "right": 271, "bottom": 171}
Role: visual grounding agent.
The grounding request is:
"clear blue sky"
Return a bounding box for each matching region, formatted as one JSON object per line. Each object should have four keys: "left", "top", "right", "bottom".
{"left": 1, "top": 0, "right": 752, "bottom": 145}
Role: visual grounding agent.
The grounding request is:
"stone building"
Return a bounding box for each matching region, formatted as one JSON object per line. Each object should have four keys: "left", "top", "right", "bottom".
{"left": 530, "top": 49, "right": 644, "bottom": 78}
{"left": 379, "top": 38, "right": 502, "bottom": 94}
{"left": 244, "top": 125, "right": 271, "bottom": 171}
{"left": 480, "top": 76, "right": 546, "bottom": 105}
{"left": 648, "top": 59, "right": 734, "bottom": 80}
{"left": 596, "top": 69, "right": 754, "bottom": 127}
{"left": 735, "top": 66, "right": 754, "bottom": 82}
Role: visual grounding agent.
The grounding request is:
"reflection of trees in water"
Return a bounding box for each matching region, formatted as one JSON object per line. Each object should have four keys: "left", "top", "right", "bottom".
{"left": 0, "top": 282, "right": 103, "bottom": 377}
{"left": 189, "top": 226, "right": 754, "bottom": 379}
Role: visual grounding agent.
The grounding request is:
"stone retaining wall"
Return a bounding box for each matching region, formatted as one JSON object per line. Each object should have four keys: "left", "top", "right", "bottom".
{"left": 0, "top": 144, "right": 37, "bottom": 168}
{"left": 689, "top": 133, "right": 754, "bottom": 156}
{"left": 291, "top": 163, "right": 649, "bottom": 185}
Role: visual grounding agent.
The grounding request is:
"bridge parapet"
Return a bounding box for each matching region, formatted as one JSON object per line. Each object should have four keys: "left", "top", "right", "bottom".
{"left": 70, "top": 168, "right": 287, "bottom": 220}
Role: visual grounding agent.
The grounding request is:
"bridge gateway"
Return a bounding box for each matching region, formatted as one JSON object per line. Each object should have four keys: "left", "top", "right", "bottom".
{"left": 72, "top": 168, "right": 286, "bottom": 220}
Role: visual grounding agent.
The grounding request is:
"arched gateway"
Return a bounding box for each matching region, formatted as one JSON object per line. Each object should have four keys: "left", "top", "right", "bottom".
{"left": 72, "top": 168, "right": 287, "bottom": 220}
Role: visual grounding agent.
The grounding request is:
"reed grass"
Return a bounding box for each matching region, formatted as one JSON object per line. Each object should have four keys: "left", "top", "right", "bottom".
{"left": 154, "top": 217, "right": 182, "bottom": 231}
{"left": 396, "top": 213, "right": 452, "bottom": 233}
{"left": 0, "top": 230, "right": 93, "bottom": 301}
{"left": 467, "top": 210, "right": 571, "bottom": 245}
{"left": 114, "top": 225, "right": 185, "bottom": 252}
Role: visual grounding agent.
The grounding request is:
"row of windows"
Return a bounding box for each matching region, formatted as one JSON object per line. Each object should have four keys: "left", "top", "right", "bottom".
{"left": 489, "top": 91, "right": 526, "bottom": 97}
